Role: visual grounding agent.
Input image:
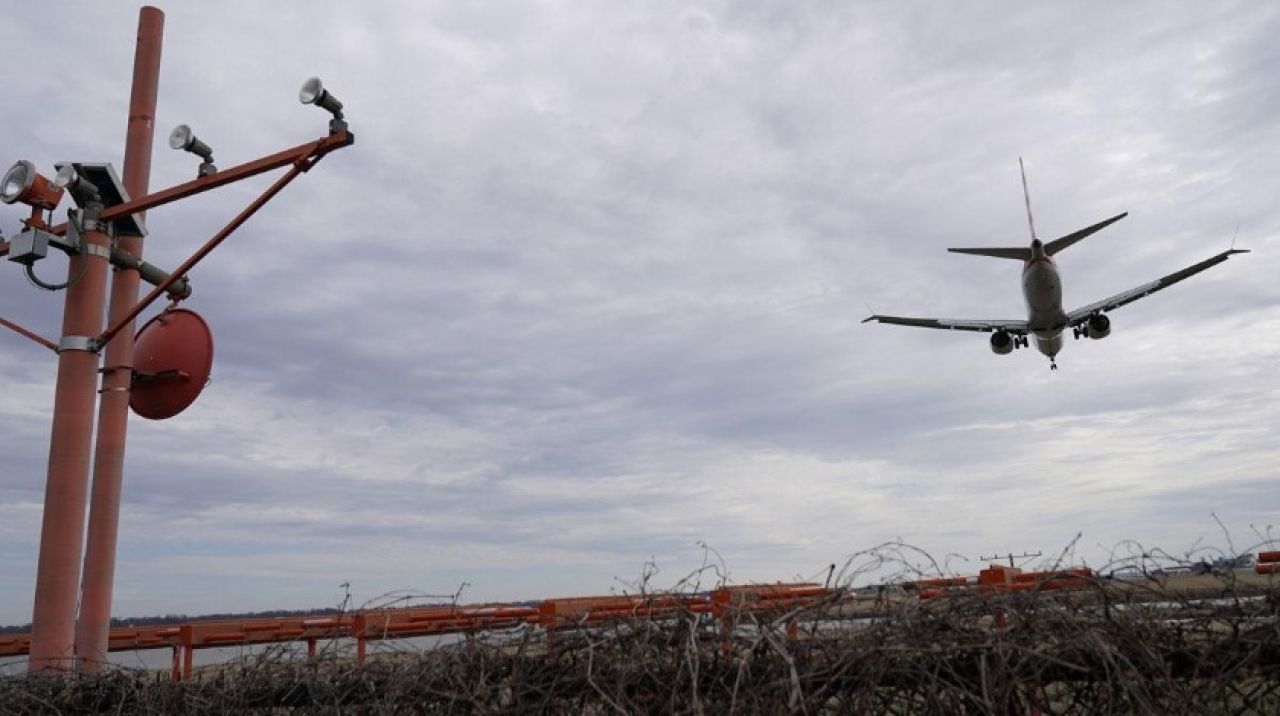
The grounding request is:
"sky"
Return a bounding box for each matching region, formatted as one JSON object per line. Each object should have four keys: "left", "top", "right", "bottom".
{"left": 1, "top": 1, "right": 1277, "bottom": 626}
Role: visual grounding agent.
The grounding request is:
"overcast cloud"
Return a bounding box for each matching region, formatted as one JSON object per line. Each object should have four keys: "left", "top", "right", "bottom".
{"left": 1, "top": 1, "right": 1277, "bottom": 625}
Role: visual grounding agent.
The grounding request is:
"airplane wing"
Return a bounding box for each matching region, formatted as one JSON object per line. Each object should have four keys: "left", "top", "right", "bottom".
{"left": 1065, "top": 248, "right": 1250, "bottom": 324}
{"left": 861, "top": 315, "right": 1029, "bottom": 334}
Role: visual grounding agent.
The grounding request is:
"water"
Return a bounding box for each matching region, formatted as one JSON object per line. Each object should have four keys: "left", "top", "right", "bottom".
{"left": 0, "top": 633, "right": 469, "bottom": 676}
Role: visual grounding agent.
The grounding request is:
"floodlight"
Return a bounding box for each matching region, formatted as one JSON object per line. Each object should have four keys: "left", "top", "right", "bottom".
{"left": 0, "top": 160, "right": 64, "bottom": 210}
{"left": 54, "top": 164, "right": 102, "bottom": 206}
{"left": 299, "top": 77, "right": 346, "bottom": 132}
{"left": 168, "top": 124, "right": 217, "bottom": 177}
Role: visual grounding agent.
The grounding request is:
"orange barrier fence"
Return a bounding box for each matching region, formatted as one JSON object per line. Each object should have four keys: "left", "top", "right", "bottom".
{"left": 0, "top": 583, "right": 828, "bottom": 680}
{"left": 6, "top": 556, "right": 1274, "bottom": 678}
{"left": 915, "top": 565, "right": 1101, "bottom": 600}
{"left": 352, "top": 605, "right": 539, "bottom": 664}
{"left": 538, "top": 593, "right": 712, "bottom": 628}
{"left": 0, "top": 634, "right": 30, "bottom": 659}
{"left": 1257, "top": 552, "right": 1280, "bottom": 574}
{"left": 173, "top": 615, "right": 351, "bottom": 680}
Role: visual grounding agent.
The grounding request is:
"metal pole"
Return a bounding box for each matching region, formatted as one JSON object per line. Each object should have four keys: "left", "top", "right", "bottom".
{"left": 75, "top": 6, "right": 164, "bottom": 672}
{"left": 26, "top": 223, "right": 113, "bottom": 672}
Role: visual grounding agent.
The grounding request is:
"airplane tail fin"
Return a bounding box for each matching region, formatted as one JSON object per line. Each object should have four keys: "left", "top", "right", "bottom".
{"left": 946, "top": 158, "right": 1038, "bottom": 261}
{"left": 1044, "top": 212, "right": 1128, "bottom": 256}
{"left": 947, "top": 246, "right": 1033, "bottom": 260}
{"left": 947, "top": 158, "right": 1127, "bottom": 260}
{"left": 1020, "top": 157, "right": 1038, "bottom": 242}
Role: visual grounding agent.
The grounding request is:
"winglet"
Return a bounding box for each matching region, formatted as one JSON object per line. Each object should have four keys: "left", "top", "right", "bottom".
{"left": 1226, "top": 224, "right": 1250, "bottom": 256}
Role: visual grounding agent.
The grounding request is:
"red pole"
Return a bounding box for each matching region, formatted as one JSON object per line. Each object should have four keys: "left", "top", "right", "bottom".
{"left": 0, "top": 316, "right": 59, "bottom": 353}
{"left": 26, "top": 235, "right": 112, "bottom": 671}
{"left": 76, "top": 6, "right": 164, "bottom": 672}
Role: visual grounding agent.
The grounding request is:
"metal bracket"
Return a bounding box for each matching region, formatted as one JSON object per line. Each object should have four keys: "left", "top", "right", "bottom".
{"left": 132, "top": 368, "right": 190, "bottom": 384}
{"left": 61, "top": 211, "right": 86, "bottom": 255}
{"left": 58, "top": 335, "right": 100, "bottom": 353}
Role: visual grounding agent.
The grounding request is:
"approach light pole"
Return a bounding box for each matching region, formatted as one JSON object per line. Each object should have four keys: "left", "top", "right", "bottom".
{"left": 0, "top": 7, "right": 355, "bottom": 673}
{"left": 75, "top": 7, "right": 165, "bottom": 671}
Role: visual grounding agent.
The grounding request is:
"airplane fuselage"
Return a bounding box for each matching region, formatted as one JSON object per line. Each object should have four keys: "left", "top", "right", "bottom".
{"left": 1021, "top": 239, "right": 1068, "bottom": 358}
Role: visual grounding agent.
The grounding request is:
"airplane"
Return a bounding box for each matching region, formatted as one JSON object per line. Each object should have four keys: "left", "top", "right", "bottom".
{"left": 862, "top": 159, "right": 1249, "bottom": 370}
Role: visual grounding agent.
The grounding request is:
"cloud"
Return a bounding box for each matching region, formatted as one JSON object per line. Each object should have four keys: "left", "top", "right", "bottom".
{"left": 0, "top": 1, "right": 1277, "bottom": 625}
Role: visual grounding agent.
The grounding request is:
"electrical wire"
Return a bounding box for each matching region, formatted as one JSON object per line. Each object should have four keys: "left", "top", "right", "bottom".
{"left": 23, "top": 210, "right": 111, "bottom": 291}
{"left": 24, "top": 257, "right": 87, "bottom": 291}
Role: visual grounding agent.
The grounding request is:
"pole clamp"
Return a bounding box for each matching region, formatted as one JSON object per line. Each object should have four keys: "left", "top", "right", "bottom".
{"left": 58, "top": 335, "right": 99, "bottom": 353}
{"left": 82, "top": 242, "right": 111, "bottom": 259}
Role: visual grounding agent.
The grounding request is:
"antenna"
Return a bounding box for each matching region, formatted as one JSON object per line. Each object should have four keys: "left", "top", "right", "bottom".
{"left": 980, "top": 551, "right": 1042, "bottom": 568}
{"left": 1019, "top": 157, "right": 1038, "bottom": 242}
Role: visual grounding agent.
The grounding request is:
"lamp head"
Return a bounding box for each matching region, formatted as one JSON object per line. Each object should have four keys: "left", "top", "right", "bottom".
{"left": 168, "top": 124, "right": 217, "bottom": 177}
{"left": 1, "top": 160, "right": 64, "bottom": 210}
{"left": 54, "top": 164, "right": 102, "bottom": 206}
{"left": 299, "top": 77, "right": 346, "bottom": 132}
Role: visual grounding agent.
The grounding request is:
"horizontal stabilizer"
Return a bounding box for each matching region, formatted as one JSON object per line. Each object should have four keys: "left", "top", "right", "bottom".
{"left": 1045, "top": 212, "right": 1128, "bottom": 256}
{"left": 947, "top": 246, "right": 1033, "bottom": 260}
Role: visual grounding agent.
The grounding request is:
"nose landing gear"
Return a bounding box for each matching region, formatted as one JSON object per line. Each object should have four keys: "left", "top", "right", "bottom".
{"left": 1050, "top": 358, "right": 1058, "bottom": 371}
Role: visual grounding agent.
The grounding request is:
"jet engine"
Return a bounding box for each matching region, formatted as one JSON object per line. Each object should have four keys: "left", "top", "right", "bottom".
{"left": 990, "top": 330, "right": 1014, "bottom": 355}
{"left": 1084, "top": 313, "right": 1111, "bottom": 340}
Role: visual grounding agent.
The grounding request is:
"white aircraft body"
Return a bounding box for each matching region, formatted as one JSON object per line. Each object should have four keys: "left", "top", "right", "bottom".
{"left": 864, "top": 160, "right": 1248, "bottom": 370}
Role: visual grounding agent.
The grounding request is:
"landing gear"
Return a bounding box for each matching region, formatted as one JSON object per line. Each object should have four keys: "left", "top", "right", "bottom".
{"left": 1050, "top": 359, "right": 1058, "bottom": 371}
